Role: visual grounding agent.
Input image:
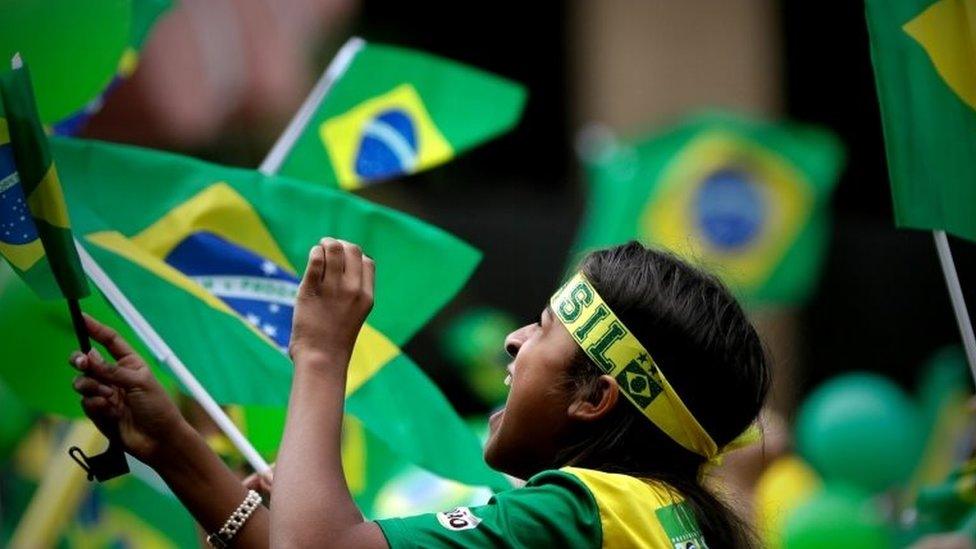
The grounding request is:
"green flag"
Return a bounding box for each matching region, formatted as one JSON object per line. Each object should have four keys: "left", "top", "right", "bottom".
{"left": 50, "top": 0, "right": 171, "bottom": 136}
{"left": 865, "top": 0, "right": 976, "bottom": 242}
{"left": 2, "top": 137, "right": 506, "bottom": 489}
{"left": 0, "top": 59, "right": 88, "bottom": 300}
{"left": 0, "top": 0, "right": 170, "bottom": 128}
{"left": 278, "top": 39, "right": 527, "bottom": 190}
{"left": 572, "top": 113, "right": 843, "bottom": 306}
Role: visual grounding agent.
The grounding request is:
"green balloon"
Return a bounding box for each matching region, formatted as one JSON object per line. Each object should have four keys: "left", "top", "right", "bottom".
{"left": 0, "top": 0, "right": 131, "bottom": 122}
{"left": 783, "top": 485, "right": 892, "bottom": 549}
{"left": 796, "top": 372, "right": 924, "bottom": 493}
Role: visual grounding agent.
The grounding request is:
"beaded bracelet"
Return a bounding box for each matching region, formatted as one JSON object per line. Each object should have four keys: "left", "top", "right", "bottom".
{"left": 207, "top": 489, "right": 263, "bottom": 548}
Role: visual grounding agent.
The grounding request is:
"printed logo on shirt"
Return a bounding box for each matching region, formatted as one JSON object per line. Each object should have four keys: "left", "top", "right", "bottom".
{"left": 674, "top": 538, "right": 708, "bottom": 549}
{"left": 436, "top": 507, "right": 482, "bottom": 531}
{"left": 656, "top": 501, "right": 709, "bottom": 549}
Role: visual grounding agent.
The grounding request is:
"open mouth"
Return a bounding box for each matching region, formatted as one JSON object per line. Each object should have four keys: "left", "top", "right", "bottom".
{"left": 488, "top": 407, "right": 505, "bottom": 430}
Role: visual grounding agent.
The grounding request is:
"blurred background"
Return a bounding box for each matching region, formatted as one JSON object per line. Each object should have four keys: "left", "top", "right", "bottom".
{"left": 85, "top": 0, "right": 975, "bottom": 413}
{"left": 3, "top": 0, "right": 976, "bottom": 547}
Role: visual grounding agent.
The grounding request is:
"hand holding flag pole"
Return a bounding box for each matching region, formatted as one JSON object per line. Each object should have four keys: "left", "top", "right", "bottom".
{"left": 0, "top": 53, "right": 129, "bottom": 481}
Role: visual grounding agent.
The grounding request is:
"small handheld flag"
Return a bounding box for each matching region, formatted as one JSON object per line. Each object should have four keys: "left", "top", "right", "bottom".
{"left": 0, "top": 55, "right": 127, "bottom": 482}
{"left": 275, "top": 39, "right": 527, "bottom": 190}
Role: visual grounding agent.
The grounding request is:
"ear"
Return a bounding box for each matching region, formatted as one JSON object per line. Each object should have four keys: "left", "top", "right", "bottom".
{"left": 567, "top": 375, "right": 619, "bottom": 422}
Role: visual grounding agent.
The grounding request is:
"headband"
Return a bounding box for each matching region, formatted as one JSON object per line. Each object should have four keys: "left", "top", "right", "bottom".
{"left": 550, "top": 272, "right": 719, "bottom": 459}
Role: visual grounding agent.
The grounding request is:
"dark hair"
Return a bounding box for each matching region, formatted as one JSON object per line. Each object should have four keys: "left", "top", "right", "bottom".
{"left": 556, "top": 241, "right": 771, "bottom": 548}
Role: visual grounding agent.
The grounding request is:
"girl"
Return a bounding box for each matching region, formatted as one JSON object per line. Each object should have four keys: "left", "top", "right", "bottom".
{"left": 70, "top": 239, "right": 770, "bottom": 548}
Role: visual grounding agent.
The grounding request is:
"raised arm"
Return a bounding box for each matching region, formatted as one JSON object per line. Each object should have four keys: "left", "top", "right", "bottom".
{"left": 71, "top": 314, "right": 270, "bottom": 548}
{"left": 270, "top": 238, "right": 387, "bottom": 548}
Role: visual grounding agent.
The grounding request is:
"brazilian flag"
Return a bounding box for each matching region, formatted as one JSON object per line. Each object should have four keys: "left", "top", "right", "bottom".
{"left": 0, "top": 59, "right": 88, "bottom": 301}
{"left": 572, "top": 113, "right": 843, "bottom": 306}
{"left": 866, "top": 0, "right": 976, "bottom": 242}
{"left": 0, "top": 138, "right": 506, "bottom": 490}
{"left": 278, "top": 39, "right": 527, "bottom": 190}
{"left": 51, "top": 0, "right": 171, "bottom": 136}
{"left": 0, "top": 0, "right": 171, "bottom": 135}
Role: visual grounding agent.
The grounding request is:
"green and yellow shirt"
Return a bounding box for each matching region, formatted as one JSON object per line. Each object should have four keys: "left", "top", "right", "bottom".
{"left": 376, "top": 467, "right": 708, "bottom": 548}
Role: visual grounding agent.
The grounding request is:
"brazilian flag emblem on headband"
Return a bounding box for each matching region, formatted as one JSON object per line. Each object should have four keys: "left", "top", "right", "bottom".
{"left": 573, "top": 113, "right": 843, "bottom": 306}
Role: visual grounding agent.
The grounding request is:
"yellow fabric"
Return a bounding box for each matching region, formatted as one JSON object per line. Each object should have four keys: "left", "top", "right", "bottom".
{"left": 562, "top": 467, "right": 703, "bottom": 549}
{"left": 320, "top": 84, "right": 454, "bottom": 190}
{"left": 641, "top": 131, "right": 812, "bottom": 292}
{"left": 0, "top": 238, "right": 44, "bottom": 271}
{"left": 85, "top": 182, "right": 398, "bottom": 396}
{"left": 903, "top": 0, "right": 976, "bottom": 111}
{"left": 26, "top": 165, "right": 70, "bottom": 229}
{"left": 550, "top": 272, "right": 718, "bottom": 459}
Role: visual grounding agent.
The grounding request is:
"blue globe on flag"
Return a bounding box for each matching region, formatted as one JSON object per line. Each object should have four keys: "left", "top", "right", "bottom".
{"left": 164, "top": 231, "right": 298, "bottom": 351}
{"left": 693, "top": 169, "right": 766, "bottom": 251}
{"left": 0, "top": 144, "right": 36, "bottom": 248}
{"left": 355, "top": 109, "right": 419, "bottom": 181}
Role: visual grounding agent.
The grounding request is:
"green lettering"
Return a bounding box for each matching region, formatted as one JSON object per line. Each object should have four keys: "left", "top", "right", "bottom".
{"left": 586, "top": 321, "right": 626, "bottom": 373}
{"left": 557, "top": 282, "right": 593, "bottom": 322}
{"left": 574, "top": 304, "right": 609, "bottom": 341}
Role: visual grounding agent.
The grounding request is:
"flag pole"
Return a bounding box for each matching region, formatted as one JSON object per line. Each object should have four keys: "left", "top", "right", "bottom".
{"left": 933, "top": 230, "right": 976, "bottom": 383}
{"left": 258, "top": 36, "right": 365, "bottom": 175}
{"left": 75, "top": 241, "right": 272, "bottom": 477}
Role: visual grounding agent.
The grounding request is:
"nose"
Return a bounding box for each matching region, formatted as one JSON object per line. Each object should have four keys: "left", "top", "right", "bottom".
{"left": 504, "top": 324, "right": 534, "bottom": 358}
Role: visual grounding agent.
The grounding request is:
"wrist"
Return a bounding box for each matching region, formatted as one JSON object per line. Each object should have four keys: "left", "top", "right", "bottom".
{"left": 144, "top": 418, "right": 202, "bottom": 471}
{"left": 291, "top": 347, "right": 351, "bottom": 373}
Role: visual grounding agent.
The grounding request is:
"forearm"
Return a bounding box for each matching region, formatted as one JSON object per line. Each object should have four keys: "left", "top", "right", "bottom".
{"left": 271, "top": 354, "right": 364, "bottom": 547}
{"left": 153, "top": 421, "right": 269, "bottom": 548}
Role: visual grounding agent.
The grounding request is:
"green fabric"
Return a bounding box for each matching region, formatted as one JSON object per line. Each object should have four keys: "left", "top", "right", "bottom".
{"left": 240, "top": 355, "right": 508, "bottom": 491}
{"left": 2, "top": 136, "right": 504, "bottom": 490}
{"left": 279, "top": 41, "right": 526, "bottom": 189}
{"left": 865, "top": 0, "right": 976, "bottom": 242}
{"left": 571, "top": 112, "right": 843, "bottom": 307}
{"left": 0, "top": 0, "right": 130, "bottom": 123}
{"left": 0, "top": 263, "right": 162, "bottom": 416}
{"left": 129, "top": 0, "right": 170, "bottom": 49}
{"left": 376, "top": 470, "right": 601, "bottom": 549}
{"left": 0, "top": 61, "right": 88, "bottom": 299}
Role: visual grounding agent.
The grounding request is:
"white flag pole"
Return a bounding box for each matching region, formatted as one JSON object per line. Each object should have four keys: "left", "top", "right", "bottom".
{"left": 75, "top": 242, "right": 271, "bottom": 476}
{"left": 258, "top": 36, "right": 365, "bottom": 175}
{"left": 932, "top": 230, "right": 976, "bottom": 383}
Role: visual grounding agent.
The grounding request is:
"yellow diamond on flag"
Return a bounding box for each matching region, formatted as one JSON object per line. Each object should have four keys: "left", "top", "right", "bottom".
{"left": 903, "top": 0, "right": 976, "bottom": 110}
{"left": 320, "top": 84, "right": 454, "bottom": 190}
{"left": 641, "top": 131, "right": 813, "bottom": 292}
{"left": 86, "top": 183, "right": 398, "bottom": 396}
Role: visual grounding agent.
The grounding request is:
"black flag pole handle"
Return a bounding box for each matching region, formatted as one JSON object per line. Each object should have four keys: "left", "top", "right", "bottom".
{"left": 65, "top": 299, "right": 130, "bottom": 482}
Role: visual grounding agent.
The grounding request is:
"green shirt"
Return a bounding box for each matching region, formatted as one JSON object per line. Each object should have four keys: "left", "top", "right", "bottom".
{"left": 376, "top": 467, "right": 708, "bottom": 548}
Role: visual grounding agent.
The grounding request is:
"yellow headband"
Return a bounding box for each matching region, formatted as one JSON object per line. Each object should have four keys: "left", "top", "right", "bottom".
{"left": 550, "top": 272, "right": 719, "bottom": 459}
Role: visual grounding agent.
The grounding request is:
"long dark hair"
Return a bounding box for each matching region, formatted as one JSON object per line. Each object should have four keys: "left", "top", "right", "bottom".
{"left": 556, "top": 241, "right": 771, "bottom": 548}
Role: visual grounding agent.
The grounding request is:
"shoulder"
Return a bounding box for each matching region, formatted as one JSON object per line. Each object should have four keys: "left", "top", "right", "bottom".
{"left": 560, "top": 467, "right": 709, "bottom": 549}
{"left": 375, "top": 469, "right": 601, "bottom": 549}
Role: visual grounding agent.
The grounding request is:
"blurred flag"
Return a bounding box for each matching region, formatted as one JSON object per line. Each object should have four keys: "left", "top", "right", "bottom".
{"left": 572, "top": 113, "right": 843, "bottom": 306}
{"left": 0, "top": 0, "right": 171, "bottom": 134}
{"left": 51, "top": 0, "right": 171, "bottom": 136}
{"left": 0, "top": 59, "right": 88, "bottom": 300}
{"left": 278, "top": 40, "right": 527, "bottom": 190}
{"left": 865, "top": 0, "right": 976, "bottom": 242}
{"left": 63, "top": 474, "right": 199, "bottom": 548}
{"left": 1, "top": 137, "right": 505, "bottom": 490}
